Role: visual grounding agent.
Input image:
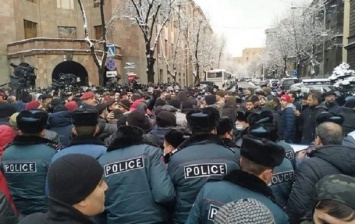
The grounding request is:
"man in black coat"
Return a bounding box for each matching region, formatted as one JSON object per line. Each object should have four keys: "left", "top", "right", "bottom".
{"left": 286, "top": 120, "right": 355, "bottom": 223}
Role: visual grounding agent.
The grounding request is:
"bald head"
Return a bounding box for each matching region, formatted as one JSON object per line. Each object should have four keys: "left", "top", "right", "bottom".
{"left": 316, "top": 122, "right": 344, "bottom": 146}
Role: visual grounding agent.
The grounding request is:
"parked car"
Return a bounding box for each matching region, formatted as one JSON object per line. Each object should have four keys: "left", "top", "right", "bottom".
{"left": 280, "top": 78, "right": 299, "bottom": 91}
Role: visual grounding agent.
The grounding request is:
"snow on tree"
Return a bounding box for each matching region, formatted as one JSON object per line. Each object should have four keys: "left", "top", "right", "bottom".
{"left": 77, "top": 0, "right": 109, "bottom": 86}
{"left": 113, "top": 0, "right": 179, "bottom": 83}
{"left": 329, "top": 63, "right": 355, "bottom": 87}
{"left": 264, "top": 1, "right": 332, "bottom": 78}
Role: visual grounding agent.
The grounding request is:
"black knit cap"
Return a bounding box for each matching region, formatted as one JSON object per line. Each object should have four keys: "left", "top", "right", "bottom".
{"left": 241, "top": 135, "right": 285, "bottom": 167}
{"left": 48, "top": 154, "right": 104, "bottom": 205}
{"left": 164, "top": 128, "right": 185, "bottom": 148}
{"left": 17, "top": 109, "right": 48, "bottom": 134}
{"left": 72, "top": 108, "right": 99, "bottom": 127}
{"left": 316, "top": 112, "right": 344, "bottom": 126}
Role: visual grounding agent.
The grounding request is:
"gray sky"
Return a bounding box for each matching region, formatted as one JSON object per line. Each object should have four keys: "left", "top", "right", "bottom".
{"left": 194, "top": 0, "right": 311, "bottom": 57}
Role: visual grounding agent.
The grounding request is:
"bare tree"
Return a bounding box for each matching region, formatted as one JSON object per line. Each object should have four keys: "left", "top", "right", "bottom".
{"left": 77, "top": 0, "right": 108, "bottom": 86}
{"left": 115, "top": 0, "right": 177, "bottom": 83}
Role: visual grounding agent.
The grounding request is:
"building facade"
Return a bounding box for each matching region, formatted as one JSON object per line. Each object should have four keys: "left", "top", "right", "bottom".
{"left": 0, "top": 0, "right": 207, "bottom": 88}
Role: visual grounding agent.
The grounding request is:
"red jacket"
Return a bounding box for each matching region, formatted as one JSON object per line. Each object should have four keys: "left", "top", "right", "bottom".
{"left": 0, "top": 125, "right": 15, "bottom": 158}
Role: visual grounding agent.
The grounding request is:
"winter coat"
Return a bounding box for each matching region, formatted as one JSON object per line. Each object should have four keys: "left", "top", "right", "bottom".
{"left": 0, "top": 125, "right": 15, "bottom": 158}
{"left": 97, "top": 117, "right": 117, "bottom": 142}
{"left": 286, "top": 145, "right": 355, "bottom": 223}
{"left": 18, "top": 198, "right": 95, "bottom": 224}
{"left": 147, "top": 126, "right": 172, "bottom": 148}
{"left": 186, "top": 170, "right": 289, "bottom": 224}
{"left": 44, "top": 129, "right": 61, "bottom": 146}
{"left": 51, "top": 135, "right": 106, "bottom": 163}
{"left": 340, "top": 107, "right": 355, "bottom": 135}
{"left": 300, "top": 104, "right": 326, "bottom": 144}
{"left": 270, "top": 158, "right": 294, "bottom": 208}
{"left": 167, "top": 134, "right": 239, "bottom": 224}
{"left": 0, "top": 172, "right": 18, "bottom": 224}
{"left": 48, "top": 111, "right": 73, "bottom": 147}
{"left": 281, "top": 104, "right": 296, "bottom": 143}
{"left": 276, "top": 140, "right": 296, "bottom": 169}
{"left": 1, "top": 136, "right": 58, "bottom": 215}
{"left": 98, "top": 126, "right": 175, "bottom": 224}
{"left": 320, "top": 101, "right": 342, "bottom": 114}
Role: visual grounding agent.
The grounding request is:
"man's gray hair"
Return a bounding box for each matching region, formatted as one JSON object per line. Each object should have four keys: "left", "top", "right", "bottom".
{"left": 316, "top": 122, "right": 344, "bottom": 145}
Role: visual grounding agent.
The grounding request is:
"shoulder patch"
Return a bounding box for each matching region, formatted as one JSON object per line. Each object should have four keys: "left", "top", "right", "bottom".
{"left": 208, "top": 204, "right": 220, "bottom": 221}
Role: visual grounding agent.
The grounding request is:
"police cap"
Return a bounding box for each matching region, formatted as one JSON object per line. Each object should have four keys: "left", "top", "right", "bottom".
{"left": 241, "top": 135, "right": 285, "bottom": 168}
{"left": 17, "top": 110, "right": 48, "bottom": 134}
{"left": 72, "top": 108, "right": 99, "bottom": 127}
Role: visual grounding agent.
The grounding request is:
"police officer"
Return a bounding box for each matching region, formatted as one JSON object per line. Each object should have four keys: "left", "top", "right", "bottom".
{"left": 98, "top": 125, "right": 175, "bottom": 224}
{"left": 217, "top": 116, "right": 241, "bottom": 160}
{"left": 51, "top": 108, "right": 106, "bottom": 162}
{"left": 186, "top": 135, "right": 289, "bottom": 224}
{"left": 1, "top": 110, "right": 58, "bottom": 216}
{"left": 249, "top": 123, "right": 294, "bottom": 208}
{"left": 168, "top": 107, "right": 239, "bottom": 223}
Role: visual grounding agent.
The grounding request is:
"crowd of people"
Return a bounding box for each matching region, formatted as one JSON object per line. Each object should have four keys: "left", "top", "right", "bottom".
{"left": 0, "top": 83, "right": 354, "bottom": 224}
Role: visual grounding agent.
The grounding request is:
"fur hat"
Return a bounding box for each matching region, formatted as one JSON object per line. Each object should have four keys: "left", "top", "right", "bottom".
{"left": 316, "top": 112, "right": 344, "bottom": 126}
{"left": 48, "top": 154, "right": 103, "bottom": 205}
{"left": 217, "top": 117, "right": 234, "bottom": 135}
{"left": 164, "top": 128, "right": 185, "bottom": 148}
{"left": 214, "top": 198, "right": 275, "bottom": 224}
{"left": 72, "top": 108, "right": 98, "bottom": 127}
{"left": 17, "top": 110, "right": 48, "bottom": 134}
{"left": 241, "top": 135, "right": 285, "bottom": 167}
{"left": 186, "top": 107, "right": 220, "bottom": 133}
{"left": 236, "top": 111, "right": 251, "bottom": 122}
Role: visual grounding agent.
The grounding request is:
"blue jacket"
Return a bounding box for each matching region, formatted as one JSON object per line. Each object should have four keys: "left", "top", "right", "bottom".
{"left": 98, "top": 126, "right": 175, "bottom": 224}
{"left": 186, "top": 170, "right": 289, "bottom": 224}
{"left": 270, "top": 158, "right": 294, "bottom": 208}
{"left": 51, "top": 135, "right": 106, "bottom": 163}
{"left": 168, "top": 134, "right": 239, "bottom": 224}
{"left": 1, "top": 136, "right": 58, "bottom": 215}
{"left": 48, "top": 111, "right": 73, "bottom": 147}
{"left": 281, "top": 105, "right": 296, "bottom": 143}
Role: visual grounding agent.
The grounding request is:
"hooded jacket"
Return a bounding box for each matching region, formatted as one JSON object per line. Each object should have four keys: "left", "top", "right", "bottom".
{"left": 98, "top": 126, "right": 175, "bottom": 224}
{"left": 186, "top": 170, "right": 289, "bottom": 224}
{"left": 286, "top": 145, "right": 355, "bottom": 223}
{"left": 167, "top": 134, "right": 239, "bottom": 224}
{"left": 1, "top": 136, "right": 58, "bottom": 215}
{"left": 18, "top": 198, "right": 95, "bottom": 224}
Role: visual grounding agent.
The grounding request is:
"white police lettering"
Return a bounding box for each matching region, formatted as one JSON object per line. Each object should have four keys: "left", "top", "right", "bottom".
{"left": 285, "top": 151, "right": 295, "bottom": 160}
{"left": 3, "top": 162, "right": 37, "bottom": 173}
{"left": 104, "top": 157, "right": 144, "bottom": 177}
{"left": 184, "top": 163, "right": 227, "bottom": 178}
{"left": 271, "top": 171, "right": 294, "bottom": 185}
{"left": 208, "top": 205, "right": 220, "bottom": 221}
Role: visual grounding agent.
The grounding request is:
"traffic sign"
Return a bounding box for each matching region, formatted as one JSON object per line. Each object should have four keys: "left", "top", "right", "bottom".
{"left": 106, "top": 71, "right": 117, "bottom": 78}
{"left": 292, "top": 70, "right": 297, "bottom": 77}
{"left": 106, "top": 58, "right": 116, "bottom": 71}
{"left": 107, "top": 45, "right": 115, "bottom": 58}
{"left": 124, "top": 62, "right": 136, "bottom": 69}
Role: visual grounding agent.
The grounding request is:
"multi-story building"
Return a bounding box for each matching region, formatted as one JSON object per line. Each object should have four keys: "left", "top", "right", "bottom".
{"left": 345, "top": 0, "right": 355, "bottom": 67}
{"left": 234, "top": 48, "right": 264, "bottom": 78}
{"left": 0, "top": 0, "right": 208, "bottom": 88}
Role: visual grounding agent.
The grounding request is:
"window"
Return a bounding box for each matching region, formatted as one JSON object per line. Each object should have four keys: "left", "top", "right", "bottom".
{"left": 58, "top": 26, "right": 77, "bottom": 38}
{"left": 57, "top": 0, "right": 74, "bottom": 9}
{"left": 94, "top": 25, "right": 103, "bottom": 40}
{"left": 24, "top": 20, "right": 37, "bottom": 39}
